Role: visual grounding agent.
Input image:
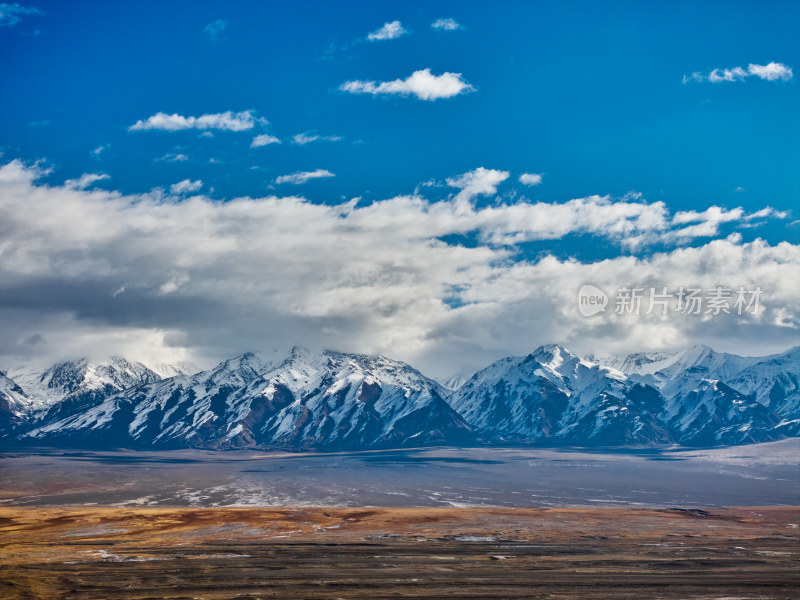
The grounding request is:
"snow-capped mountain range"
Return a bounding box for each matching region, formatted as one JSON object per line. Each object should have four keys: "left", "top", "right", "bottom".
{"left": 1, "top": 344, "right": 797, "bottom": 450}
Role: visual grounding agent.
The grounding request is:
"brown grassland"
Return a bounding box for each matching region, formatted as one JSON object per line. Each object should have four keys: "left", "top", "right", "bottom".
{"left": 0, "top": 505, "right": 797, "bottom": 599}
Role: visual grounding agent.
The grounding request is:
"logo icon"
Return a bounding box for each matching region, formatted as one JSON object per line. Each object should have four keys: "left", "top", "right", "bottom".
{"left": 578, "top": 284, "right": 608, "bottom": 316}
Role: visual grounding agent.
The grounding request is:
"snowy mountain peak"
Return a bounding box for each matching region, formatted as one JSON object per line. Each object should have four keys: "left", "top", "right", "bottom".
{"left": 682, "top": 344, "right": 719, "bottom": 364}
{"left": 0, "top": 372, "right": 28, "bottom": 433}
{"left": 207, "top": 352, "right": 271, "bottom": 386}
{"left": 39, "top": 359, "right": 90, "bottom": 392}
{"left": 288, "top": 345, "right": 309, "bottom": 359}
{"left": 593, "top": 351, "right": 677, "bottom": 375}
{"left": 528, "top": 344, "right": 578, "bottom": 370}
{"left": 0, "top": 371, "right": 25, "bottom": 396}
{"left": 2, "top": 356, "right": 194, "bottom": 414}
{"left": 149, "top": 361, "right": 200, "bottom": 379}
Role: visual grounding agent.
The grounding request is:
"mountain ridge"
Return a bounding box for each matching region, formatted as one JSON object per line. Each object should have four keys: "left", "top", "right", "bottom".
{"left": 1, "top": 344, "right": 797, "bottom": 451}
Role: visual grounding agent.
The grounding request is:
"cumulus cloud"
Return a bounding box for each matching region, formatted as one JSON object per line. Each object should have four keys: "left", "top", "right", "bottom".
{"left": 519, "top": 173, "right": 543, "bottom": 186}
{"left": 0, "top": 3, "right": 41, "bottom": 27}
{"left": 251, "top": 134, "right": 281, "bottom": 148}
{"left": 446, "top": 167, "right": 509, "bottom": 204}
{"left": 204, "top": 19, "right": 228, "bottom": 41}
{"left": 367, "top": 20, "right": 408, "bottom": 41}
{"left": 274, "top": 169, "right": 335, "bottom": 185}
{"left": 431, "top": 18, "right": 462, "bottom": 30}
{"left": 169, "top": 179, "right": 203, "bottom": 195}
{"left": 291, "top": 132, "right": 342, "bottom": 145}
{"left": 684, "top": 62, "right": 793, "bottom": 84}
{"left": 0, "top": 159, "right": 796, "bottom": 376}
{"left": 340, "top": 68, "right": 475, "bottom": 101}
{"left": 747, "top": 62, "right": 793, "bottom": 81}
{"left": 130, "top": 110, "right": 264, "bottom": 132}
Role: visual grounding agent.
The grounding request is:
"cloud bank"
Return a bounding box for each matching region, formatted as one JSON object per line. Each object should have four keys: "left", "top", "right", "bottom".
{"left": 1, "top": 160, "right": 796, "bottom": 376}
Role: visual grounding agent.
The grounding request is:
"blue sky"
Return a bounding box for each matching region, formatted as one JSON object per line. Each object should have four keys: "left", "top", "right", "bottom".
{"left": 0, "top": 1, "right": 798, "bottom": 376}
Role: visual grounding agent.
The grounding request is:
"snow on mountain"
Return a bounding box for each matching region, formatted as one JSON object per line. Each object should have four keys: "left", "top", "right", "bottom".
{"left": 450, "top": 343, "right": 798, "bottom": 446}
{"left": 22, "top": 349, "right": 474, "bottom": 451}
{"left": 449, "top": 344, "right": 672, "bottom": 445}
{"left": 0, "top": 371, "right": 28, "bottom": 435}
{"left": 726, "top": 347, "right": 800, "bottom": 419}
{"left": 603, "top": 345, "right": 800, "bottom": 422}
{"left": 589, "top": 351, "right": 677, "bottom": 376}
{"left": 663, "top": 379, "right": 782, "bottom": 446}
{"left": 3, "top": 356, "right": 195, "bottom": 415}
{"left": 149, "top": 361, "right": 201, "bottom": 379}
{"left": 3, "top": 344, "right": 798, "bottom": 450}
{"left": 443, "top": 353, "right": 569, "bottom": 441}
{"left": 440, "top": 367, "right": 479, "bottom": 392}
{"left": 0, "top": 357, "right": 196, "bottom": 443}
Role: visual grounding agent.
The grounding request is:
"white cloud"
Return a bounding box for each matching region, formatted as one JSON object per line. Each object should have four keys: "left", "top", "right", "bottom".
{"left": 291, "top": 132, "right": 342, "bottom": 145}
{"left": 169, "top": 179, "right": 203, "bottom": 195}
{"left": 340, "top": 68, "right": 475, "bottom": 101}
{"left": 251, "top": 134, "right": 281, "bottom": 148}
{"left": 749, "top": 207, "right": 789, "bottom": 219}
{"left": 519, "top": 173, "right": 543, "bottom": 186}
{"left": 709, "top": 66, "right": 749, "bottom": 83}
{"left": 130, "top": 110, "right": 263, "bottom": 132}
{"left": 663, "top": 206, "right": 788, "bottom": 243}
{"left": 446, "top": 167, "right": 509, "bottom": 204}
{"left": 0, "top": 159, "right": 796, "bottom": 377}
{"left": 275, "top": 169, "right": 335, "bottom": 185}
{"left": 773, "top": 307, "right": 799, "bottom": 329}
{"left": 747, "top": 62, "right": 794, "bottom": 81}
{"left": 159, "top": 273, "right": 190, "bottom": 295}
{"left": 367, "top": 20, "right": 407, "bottom": 41}
{"left": 431, "top": 17, "right": 462, "bottom": 30}
{"left": 204, "top": 19, "right": 228, "bottom": 41}
{"left": 156, "top": 152, "right": 189, "bottom": 162}
{"left": 684, "top": 62, "right": 793, "bottom": 84}
{"left": 0, "top": 3, "right": 41, "bottom": 27}
{"left": 91, "top": 144, "right": 110, "bottom": 158}
{"left": 65, "top": 173, "right": 109, "bottom": 190}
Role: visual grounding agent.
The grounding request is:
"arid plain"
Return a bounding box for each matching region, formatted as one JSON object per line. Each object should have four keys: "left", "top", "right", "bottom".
{"left": 1, "top": 444, "right": 798, "bottom": 599}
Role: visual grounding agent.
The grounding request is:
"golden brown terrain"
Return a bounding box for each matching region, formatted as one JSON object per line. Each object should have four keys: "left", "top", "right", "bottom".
{"left": 0, "top": 505, "right": 798, "bottom": 599}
